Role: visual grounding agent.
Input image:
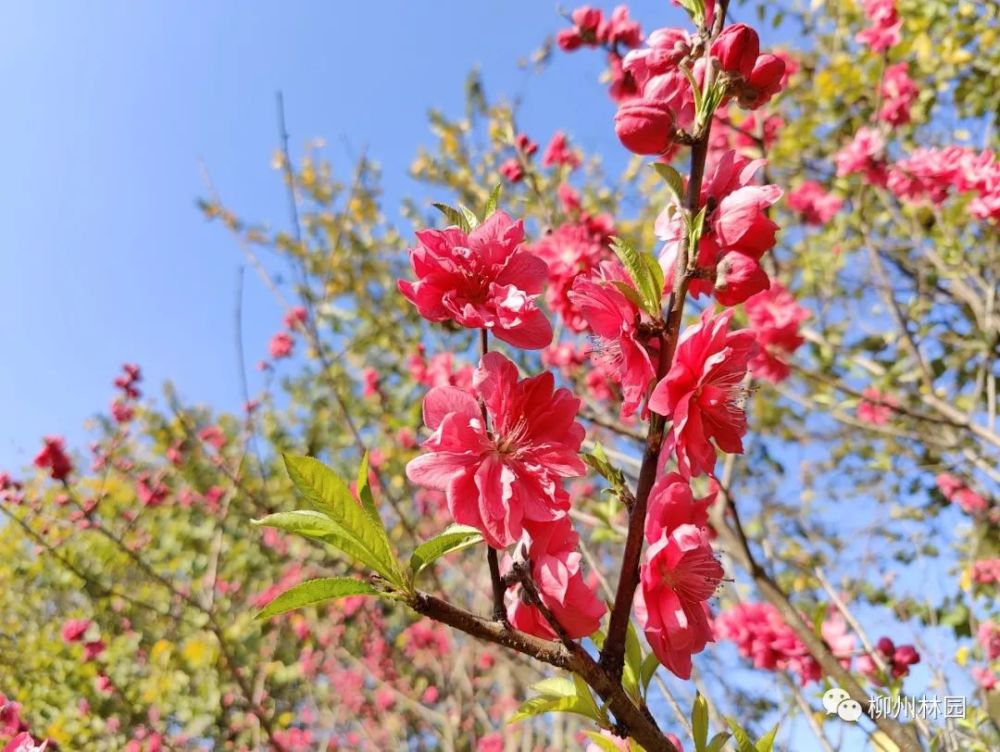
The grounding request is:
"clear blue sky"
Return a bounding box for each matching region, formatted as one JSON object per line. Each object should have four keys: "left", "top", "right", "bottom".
{"left": 0, "top": 1, "right": 691, "bottom": 470}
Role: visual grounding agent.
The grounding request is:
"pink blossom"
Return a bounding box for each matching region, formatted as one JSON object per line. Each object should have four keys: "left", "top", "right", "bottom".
{"left": 857, "top": 387, "right": 896, "bottom": 425}
{"left": 879, "top": 63, "right": 918, "bottom": 126}
{"left": 282, "top": 306, "right": 308, "bottom": 329}
{"left": 835, "top": 127, "right": 888, "bottom": 186}
{"left": 858, "top": 636, "right": 920, "bottom": 683}
{"left": 476, "top": 732, "right": 504, "bottom": 752}
{"left": 268, "top": 332, "right": 294, "bottom": 359}
{"left": 33, "top": 436, "right": 73, "bottom": 482}
{"left": 530, "top": 222, "right": 609, "bottom": 333}
{"left": 644, "top": 472, "right": 716, "bottom": 543}
{"left": 542, "top": 132, "right": 581, "bottom": 169}
{"left": 398, "top": 211, "right": 552, "bottom": 349}
{"left": 599, "top": 5, "right": 643, "bottom": 49}
{"left": 648, "top": 309, "right": 757, "bottom": 478}
{"left": 856, "top": 0, "right": 902, "bottom": 52}
{"left": 971, "top": 559, "right": 1000, "bottom": 584}
{"left": 744, "top": 283, "right": 810, "bottom": 383}
{"left": 515, "top": 133, "right": 538, "bottom": 157}
{"left": 3, "top": 733, "right": 47, "bottom": 752}
{"left": 712, "top": 24, "right": 759, "bottom": 79}
{"left": 787, "top": 181, "right": 843, "bottom": 225}
{"left": 739, "top": 54, "right": 786, "bottom": 110}
{"left": 499, "top": 158, "right": 524, "bottom": 183}
{"left": 569, "top": 261, "right": 659, "bottom": 418}
{"left": 978, "top": 621, "right": 1000, "bottom": 661}
{"left": 972, "top": 666, "right": 997, "bottom": 691}
{"left": 83, "top": 640, "right": 106, "bottom": 661}
{"left": 506, "top": 517, "right": 605, "bottom": 640}
{"left": 114, "top": 363, "right": 142, "bottom": 399}
{"left": 635, "top": 524, "right": 724, "bottom": 679}
{"left": 406, "top": 352, "right": 585, "bottom": 548}
{"left": 136, "top": 473, "right": 168, "bottom": 507}
{"left": 61, "top": 618, "right": 92, "bottom": 642}
{"left": 421, "top": 686, "right": 439, "bottom": 704}
{"left": 361, "top": 367, "right": 380, "bottom": 397}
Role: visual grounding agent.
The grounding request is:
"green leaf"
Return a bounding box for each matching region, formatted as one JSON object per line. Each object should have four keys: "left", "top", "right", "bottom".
{"left": 641, "top": 253, "right": 665, "bottom": 307}
{"left": 582, "top": 443, "right": 628, "bottom": 498}
{"left": 582, "top": 732, "right": 625, "bottom": 752}
{"left": 460, "top": 205, "right": 480, "bottom": 230}
{"left": 676, "top": 0, "right": 706, "bottom": 24}
{"left": 755, "top": 725, "right": 778, "bottom": 752}
{"left": 484, "top": 183, "right": 502, "bottom": 219}
{"left": 726, "top": 718, "right": 757, "bottom": 752}
{"left": 432, "top": 202, "right": 472, "bottom": 233}
{"left": 282, "top": 454, "right": 405, "bottom": 588}
{"left": 409, "top": 524, "right": 483, "bottom": 581}
{"left": 253, "top": 510, "right": 392, "bottom": 579}
{"left": 509, "top": 676, "right": 602, "bottom": 724}
{"left": 692, "top": 693, "right": 709, "bottom": 752}
{"left": 611, "top": 280, "right": 649, "bottom": 312}
{"left": 623, "top": 620, "right": 643, "bottom": 700}
{"left": 706, "top": 732, "right": 732, "bottom": 752}
{"left": 356, "top": 451, "right": 379, "bottom": 526}
{"left": 610, "top": 236, "right": 663, "bottom": 315}
{"left": 639, "top": 653, "right": 660, "bottom": 694}
{"left": 256, "top": 577, "right": 379, "bottom": 620}
{"left": 651, "top": 162, "right": 686, "bottom": 203}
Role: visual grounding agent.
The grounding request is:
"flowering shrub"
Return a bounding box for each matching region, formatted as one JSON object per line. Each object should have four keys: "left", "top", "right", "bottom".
{"left": 1, "top": 1, "right": 997, "bottom": 751}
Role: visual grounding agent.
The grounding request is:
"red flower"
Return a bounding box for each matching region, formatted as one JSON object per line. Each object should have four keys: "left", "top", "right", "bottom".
{"left": 635, "top": 524, "right": 724, "bottom": 679}
{"left": 542, "top": 132, "right": 581, "bottom": 169}
{"left": 644, "top": 472, "right": 716, "bottom": 544}
{"left": 614, "top": 98, "right": 675, "bottom": 155}
{"left": 268, "top": 332, "right": 294, "bottom": 359}
{"left": 398, "top": 211, "right": 552, "bottom": 349}
{"left": 744, "top": 283, "right": 810, "bottom": 383}
{"left": 61, "top": 618, "right": 92, "bottom": 643}
{"left": 835, "top": 127, "right": 888, "bottom": 186}
{"left": 879, "top": 63, "right": 918, "bottom": 126}
{"left": 738, "top": 54, "right": 786, "bottom": 110}
{"left": 34, "top": 436, "right": 73, "bottom": 482}
{"left": 569, "top": 261, "right": 659, "bottom": 418}
{"left": 406, "top": 353, "right": 585, "bottom": 548}
{"left": 787, "top": 181, "right": 843, "bottom": 225}
{"left": 530, "top": 222, "right": 609, "bottom": 333}
{"left": 648, "top": 309, "right": 756, "bottom": 477}
{"left": 857, "top": 387, "right": 896, "bottom": 425}
{"left": 505, "top": 517, "right": 605, "bottom": 639}
{"left": 499, "top": 158, "right": 524, "bottom": 183}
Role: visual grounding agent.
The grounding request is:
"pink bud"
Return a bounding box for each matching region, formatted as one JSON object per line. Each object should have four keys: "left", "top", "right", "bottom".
{"left": 740, "top": 54, "right": 786, "bottom": 109}
{"left": 712, "top": 24, "right": 759, "bottom": 78}
{"left": 876, "top": 636, "right": 896, "bottom": 655}
{"left": 714, "top": 251, "right": 769, "bottom": 306}
{"left": 614, "top": 99, "right": 674, "bottom": 155}
{"left": 556, "top": 29, "right": 583, "bottom": 51}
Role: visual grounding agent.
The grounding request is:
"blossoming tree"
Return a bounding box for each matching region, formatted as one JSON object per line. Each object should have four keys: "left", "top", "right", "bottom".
{"left": 2, "top": 0, "right": 998, "bottom": 750}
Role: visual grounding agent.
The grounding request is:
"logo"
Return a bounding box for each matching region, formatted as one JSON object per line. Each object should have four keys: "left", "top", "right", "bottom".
{"left": 823, "top": 687, "right": 863, "bottom": 722}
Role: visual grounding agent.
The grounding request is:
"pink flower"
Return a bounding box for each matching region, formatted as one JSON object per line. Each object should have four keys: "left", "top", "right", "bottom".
{"left": 530, "top": 222, "right": 609, "bottom": 333}
{"left": 744, "top": 283, "right": 810, "bottom": 383}
{"left": 857, "top": 388, "right": 896, "bottom": 425}
{"left": 476, "top": 732, "right": 504, "bottom": 752}
{"left": 635, "top": 524, "right": 724, "bottom": 679}
{"left": 568, "top": 261, "right": 659, "bottom": 418}
{"left": 361, "top": 367, "right": 380, "bottom": 397}
{"left": 542, "top": 132, "right": 581, "bottom": 169}
{"left": 515, "top": 133, "right": 538, "bottom": 157}
{"left": 856, "top": 0, "right": 902, "bottom": 52}
{"left": 879, "top": 63, "right": 918, "bottom": 126}
{"left": 83, "top": 640, "right": 106, "bottom": 661}
{"left": 422, "top": 686, "right": 439, "bottom": 704}
{"left": 34, "top": 436, "right": 73, "bottom": 482}
{"left": 3, "top": 733, "right": 47, "bottom": 752}
{"left": 599, "top": 5, "right": 643, "bottom": 49}
{"left": 858, "top": 637, "right": 920, "bottom": 683}
{"left": 787, "top": 181, "right": 843, "bottom": 225}
{"left": 648, "top": 309, "right": 756, "bottom": 478}
{"left": 644, "top": 472, "right": 716, "bottom": 543}
{"left": 716, "top": 602, "right": 817, "bottom": 684}
{"left": 406, "top": 352, "right": 586, "bottom": 548}
{"left": 499, "top": 158, "right": 524, "bottom": 183}
{"left": 505, "top": 517, "right": 605, "bottom": 640}
{"left": 737, "top": 54, "right": 786, "bottom": 110}
{"left": 971, "top": 559, "right": 1000, "bottom": 584}
{"left": 972, "top": 666, "right": 997, "bottom": 691}
{"left": 114, "top": 363, "right": 142, "bottom": 399}
{"left": 282, "top": 306, "right": 308, "bottom": 329}
{"left": 398, "top": 211, "right": 552, "bottom": 349}
{"left": 61, "top": 618, "right": 92, "bottom": 642}
{"left": 835, "top": 127, "right": 888, "bottom": 186}
{"left": 978, "top": 621, "right": 1000, "bottom": 661}
{"left": 268, "top": 332, "right": 294, "bottom": 359}
{"left": 657, "top": 151, "right": 780, "bottom": 306}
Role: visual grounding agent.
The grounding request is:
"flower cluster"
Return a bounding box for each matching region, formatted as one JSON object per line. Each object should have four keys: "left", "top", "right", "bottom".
{"left": 111, "top": 363, "right": 142, "bottom": 424}
{"left": 715, "top": 602, "right": 855, "bottom": 685}
{"left": 556, "top": 6, "right": 645, "bottom": 103}
{"left": 855, "top": 0, "right": 902, "bottom": 53}
{"left": 611, "top": 20, "right": 786, "bottom": 155}
{"left": 33, "top": 436, "right": 73, "bottom": 483}
{"left": 744, "top": 284, "right": 810, "bottom": 383}
{"left": 786, "top": 181, "right": 843, "bottom": 226}
{"left": 265, "top": 306, "right": 308, "bottom": 363}
{"left": 887, "top": 147, "right": 1000, "bottom": 222}
{"left": 857, "top": 636, "right": 920, "bottom": 684}
{"left": 657, "top": 151, "right": 783, "bottom": 307}
{"left": 936, "top": 473, "right": 989, "bottom": 515}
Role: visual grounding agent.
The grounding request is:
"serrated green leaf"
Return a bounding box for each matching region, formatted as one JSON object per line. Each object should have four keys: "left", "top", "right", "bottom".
{"left": 651, "top": 163, "right": 686, "bottom": 203}
{"left": 692, "top": 693, "right": 709, "bottom": 751}
{"left": 509, "top": 676, "right": 601, "bottom": 724}
{"left": 755, "top": 724, "right": 778, "bottom": 752}
{"left": 612, "top": 280, "right": 649, "bottom": 311}
{"left": 282, "top": 454, "right": 404, "bottom": 588}
{"left": 484, "top": 183, "right": 502, "bottom": 218}
{"left": 256, "top": 577, "right": 379, "bottom": 620}
{"left": 706, "top": 732, "right": 732, "bottom": 752}
{"left": 253, "top": 510, "right": 391, "bottom": 579}
{"left": 409, "top": 524, "right": 483, "bottom": 581}
{"left": 623, "top": 620, "right": 643, "bottom": 700}
{"left": 432, "top": 202, "right": 472, "bottom": 233}
{"left": 640, "top": 253, "right": 665, "bottom": 306}
{"left": 610, "top": 236, "right": 661, "bottom": 316}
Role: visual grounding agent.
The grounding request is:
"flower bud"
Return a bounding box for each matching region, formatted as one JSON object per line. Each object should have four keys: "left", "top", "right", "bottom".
{"left": 711, "top": 23, "right": 759, "bottom": 78}
{"left": 614, "top": 99, "right": 674, "bottom": 155}
{"left": 556, "top": 29, "right": 583, "bottom": 51}
{"left": 739, "top": 54, "right": 786, "bottom": 109}
{"left": 714, "top": 251, "right": 769, "bottom": 306}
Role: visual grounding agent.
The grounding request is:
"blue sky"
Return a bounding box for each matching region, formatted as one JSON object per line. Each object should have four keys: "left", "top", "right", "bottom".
{"left": 0, "top": 1, "right": 689, "bottom": 469}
